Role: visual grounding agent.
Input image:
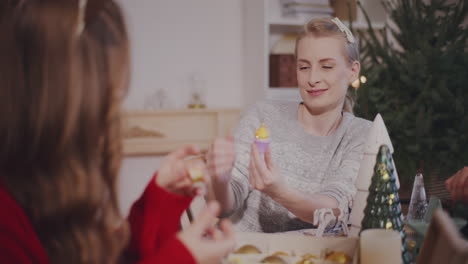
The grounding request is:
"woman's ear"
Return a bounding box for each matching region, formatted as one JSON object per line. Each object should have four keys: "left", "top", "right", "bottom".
{"left": 349, "top": 61, "right": 361, "bottom": 83}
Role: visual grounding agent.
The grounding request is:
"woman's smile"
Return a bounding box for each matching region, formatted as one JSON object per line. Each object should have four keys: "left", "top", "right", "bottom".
{"left": 306, "top": 88, "right": 328, "bottom": 96}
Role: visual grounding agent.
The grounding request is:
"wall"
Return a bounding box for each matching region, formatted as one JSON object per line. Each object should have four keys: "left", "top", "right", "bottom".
{"left": 116, "top": 0, "right": 244, "bottom": 215}
{"left": 118, "top": 0, "right": 244, "bottom": 110}
{"left": 118, "top": 156, "right": 162, "bottom": 216}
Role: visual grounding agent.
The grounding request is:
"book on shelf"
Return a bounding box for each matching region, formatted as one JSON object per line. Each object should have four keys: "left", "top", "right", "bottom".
{"left": 280, "top": 0, "right": 333, "bottom": 17}
{"left": 269, "top": 54, "right": 298, "bottom": 88}
{"left": 285, "top": 7, "right": 333, "bottom": 14}
{"left": 281, "top": 0, "right": 330, "bottom": 6}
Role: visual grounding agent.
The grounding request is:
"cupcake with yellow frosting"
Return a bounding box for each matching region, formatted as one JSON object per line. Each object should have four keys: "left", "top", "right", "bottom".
{"left": 188, "top": 168, "right": 204, "bottom": 183}
{"left": 255, "top": 122, "right": 270, "bottom": 154}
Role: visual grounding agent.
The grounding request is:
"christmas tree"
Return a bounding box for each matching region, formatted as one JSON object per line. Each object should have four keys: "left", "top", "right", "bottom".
{"left": 361, "top": 145, "right": 411, "bottom": 264}
{"left": 354, "top": 0, "right": 468, "bottom": 183}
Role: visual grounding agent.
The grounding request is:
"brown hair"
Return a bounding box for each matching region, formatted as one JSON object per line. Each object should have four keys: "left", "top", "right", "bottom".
{"left": 0, "top": 0, "right": 130, "bottom": 263}
{"left": 295, "top": 18, "right": 359, "bottom": 113}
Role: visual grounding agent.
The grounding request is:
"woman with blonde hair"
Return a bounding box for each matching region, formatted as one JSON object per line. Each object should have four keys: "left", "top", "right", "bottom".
{"left": 0, "top": 0, "right": 234, "bottom": 263}
{"left": 206, "top": 17, "right": 372, "bottom": 232}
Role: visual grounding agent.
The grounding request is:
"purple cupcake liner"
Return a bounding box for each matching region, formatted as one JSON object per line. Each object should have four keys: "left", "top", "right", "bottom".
{"left": 255, "top": 140, "right": 270, "bottom": 153}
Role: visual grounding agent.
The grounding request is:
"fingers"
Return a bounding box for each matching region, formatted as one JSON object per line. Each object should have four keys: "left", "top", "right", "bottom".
{"left": 202, "top": 219, "right": 235, "bottom": 245}
{"left": 172, "top": 176, "right": 193, "bottom": 190}
{"left": 451, "top": 169, "right": 463, "bottom": 200}
{"left": 219, "top": 219, "right": 235, "bottom": 240}
{"left": 156, "top": 154, "right": 192, "bottom": 193}
{"left": 169, "top": 144, "right": 200, "bottom": 160}
{"left": 249, "top": 144, "right": 263, "bottom": 189}
{"left": 463, "top": 186, "right": 468, "bottom": 204}
{"left": 177, "top": 185, "right": 204, "bottom": 197}
{"left": 447, "top": 167, "right": 468, "bottom": 201}
{"left": 265, "top": 147, "right": 274, "bottom": 171}
{"left": 177, "top": 159, "right": 192, "bottom": 180}
{"left": 167, "top": 159, "right": 193, "bottom": 192}
{"left": 453, "top": 168, "right": 468, "bottom": 201}
{"left": 210, "top": 219, "right": 236, "bottom": 256}
{"left": 160, "top": 145, "right": 200, "bottom": 188}
{"left": 446, "top": 175, "right": 454, "bottom": 192}
{"left": 209, "top": 237, "right": 236, "bottom": 259}
{"left": 206, "top": 138, "right": 236, "bottom": 181}
{"left": 250, "top": 143, "right": 274, "bottom": 190}
{"left": 193, "top": 186, "right": 205, "bottom": 196}
{"left": 189, "top": 201, "right": 220, "bottom": 236}
{"left": 253, "top": 144, "right": 270, "bottom": 178}
{"left": 250, "top": 143, "right": 261, "bottom": 166}
{"left": 248, "top": 153, "right": 256, "bottom": 187}
{"left": 209, "top": 227, "right": 223, "bottom": 241}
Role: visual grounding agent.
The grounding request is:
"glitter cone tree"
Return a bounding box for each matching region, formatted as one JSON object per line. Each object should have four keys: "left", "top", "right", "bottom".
{"left": 361, "top": 144, "right": 410, "bottom": 264}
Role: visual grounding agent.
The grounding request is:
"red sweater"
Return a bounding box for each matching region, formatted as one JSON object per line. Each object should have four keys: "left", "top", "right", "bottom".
{"left": 0, "top": 174, "right": 197, "bottom": 264}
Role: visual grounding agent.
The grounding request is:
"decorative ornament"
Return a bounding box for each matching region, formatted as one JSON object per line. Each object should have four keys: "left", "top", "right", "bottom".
{"left": 360, "top": 145, "right": 411, "bottom": 264}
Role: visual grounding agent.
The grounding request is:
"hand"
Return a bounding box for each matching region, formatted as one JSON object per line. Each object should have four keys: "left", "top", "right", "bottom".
{"left": 178, "top": 201, "right": 236, "bottom": 264}
{"left": 206, "top": 137, "right": 236, "bottom": 185}
{"left": 446, "top": 167, "right": 468, "bottom": 203}
{"left": 248, "top": 143, "right": 284, "bottom": 197}
{"left": 156, "top": 145, "right": 206, "bottom": 196}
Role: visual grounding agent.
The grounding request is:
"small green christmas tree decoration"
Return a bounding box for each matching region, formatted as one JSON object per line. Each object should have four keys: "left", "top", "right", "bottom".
{"left": 361, "top": 145, "right": 411, "bottom": 264}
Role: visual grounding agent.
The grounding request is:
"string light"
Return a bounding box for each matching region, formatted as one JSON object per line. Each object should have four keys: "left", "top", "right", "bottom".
{"left": 360, "top": 75, "right": 367, "bottom": 84}
{"left": 351, "top": 75, "right": 367, "bottom": 89}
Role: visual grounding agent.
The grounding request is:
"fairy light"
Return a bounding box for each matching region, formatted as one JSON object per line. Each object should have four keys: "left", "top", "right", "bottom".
{"left": 351, "top": 79, "right": 360, "bottom": 89}
{"left": 360, "top": 75, "right": 367, "bottom": 84}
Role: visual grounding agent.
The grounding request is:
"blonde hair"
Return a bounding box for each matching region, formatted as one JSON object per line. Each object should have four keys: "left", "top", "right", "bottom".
{"left": 295, "top": 18, "right": 359, "bottom": 113}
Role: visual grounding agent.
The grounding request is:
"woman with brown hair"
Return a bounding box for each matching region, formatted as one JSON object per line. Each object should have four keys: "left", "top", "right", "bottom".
{"left": 0, "top": 0, "right": 234, "bottom": 263}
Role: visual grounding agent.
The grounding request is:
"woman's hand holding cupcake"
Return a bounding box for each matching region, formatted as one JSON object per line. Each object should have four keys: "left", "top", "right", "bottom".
{"left": 249, "top": 142, "right": 284, "bottom": 197}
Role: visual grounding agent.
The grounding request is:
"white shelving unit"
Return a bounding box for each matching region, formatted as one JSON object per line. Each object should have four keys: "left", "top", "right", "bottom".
{"left": 242, "top": 0, "right": 387, "bottom": 106}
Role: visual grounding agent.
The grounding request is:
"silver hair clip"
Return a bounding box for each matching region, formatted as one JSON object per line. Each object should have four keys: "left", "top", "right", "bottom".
{"left": 331, "top": 17, "right": 355, "bottom": 44}
{"left": 76, "top": 0, "right": 87, "bottom": 36}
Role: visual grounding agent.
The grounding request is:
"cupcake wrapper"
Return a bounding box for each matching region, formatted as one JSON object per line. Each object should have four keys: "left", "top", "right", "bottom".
{"left": 255, "top": 140, "right": 270, "bottom": 153}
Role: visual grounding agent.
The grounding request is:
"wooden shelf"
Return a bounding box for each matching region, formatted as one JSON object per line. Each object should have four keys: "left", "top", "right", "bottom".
{"left": 122, "top": 109, "right": 241, "bottom": 156}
